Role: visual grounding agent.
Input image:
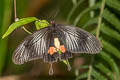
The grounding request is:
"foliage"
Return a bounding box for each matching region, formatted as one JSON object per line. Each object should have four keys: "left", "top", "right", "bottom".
{"left": 35, "top": 20, "right": 49, "bottom": 30}
{"left": 66, "top": 0, "right": 120, "bottom": 80}
{"left": 0, "top": 0, "right": 13, "bottom": 75}
{"left": 2, "top": 17, "right": 38, "bottom": 38}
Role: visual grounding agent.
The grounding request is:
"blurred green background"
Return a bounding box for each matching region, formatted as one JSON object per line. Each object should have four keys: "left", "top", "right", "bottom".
{"left": 0, "top": 0, "right": 120, "bottom": 80}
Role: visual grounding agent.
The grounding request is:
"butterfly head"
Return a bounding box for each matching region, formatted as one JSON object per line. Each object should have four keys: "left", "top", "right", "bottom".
{"left": 50, "top": 20, "right": 56, "bottom": 29}
{"left": 50, "top": 21, "right": 55, "bottom": 24}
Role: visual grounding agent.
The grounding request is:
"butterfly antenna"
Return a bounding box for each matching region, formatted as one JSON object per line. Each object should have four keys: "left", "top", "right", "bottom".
{"left": 49, "top": 8, "right": 60, "bottom": 22}
{"left": 53, "top": 9, "right": 59, "bottom": 20}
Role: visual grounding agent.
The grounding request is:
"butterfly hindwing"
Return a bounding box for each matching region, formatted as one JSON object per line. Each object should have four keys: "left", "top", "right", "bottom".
{"left": 56, "top": 24, "right": 102, "bottom": 54}
{"left": 12, "top": 27, "right": 51, "bottom": 64}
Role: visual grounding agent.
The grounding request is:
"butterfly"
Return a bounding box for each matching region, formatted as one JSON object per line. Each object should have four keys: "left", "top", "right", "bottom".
{"left": 12, "top": 21, "right": 102, "bottom": 75}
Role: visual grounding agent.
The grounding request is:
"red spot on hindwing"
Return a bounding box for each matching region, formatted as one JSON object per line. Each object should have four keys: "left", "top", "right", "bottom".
{"left": 48, "top": 45, "right": 66, "bottom": 55}
{"left": 60, "top": 45, "right": 66, "bottom": 53}
{"left": 48, "top": 47, "right": 56, "bottom": 55}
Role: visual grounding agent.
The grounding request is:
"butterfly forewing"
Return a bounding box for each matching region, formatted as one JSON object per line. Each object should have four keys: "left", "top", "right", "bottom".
{"left": 12, "top": 27, "right": 51, "bottom": 64}
{"left": 56, "top": 24, "right": 102, "bottom": 54}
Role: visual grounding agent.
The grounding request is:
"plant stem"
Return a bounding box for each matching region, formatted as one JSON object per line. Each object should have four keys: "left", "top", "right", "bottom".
{"left": 14, "top": 0, "right": 32, "bottom": 34}
{"left": 96, "top": 0, "right": 105, "bottom": 38}
{"left": 87, "top": 0, "right": 105, "bottom": 80}
{"left": 14, "top": 0, "right": 17, "bottom": 19}
{"left": 87, "top": 0, "right": 96, "bottom": 80}
{"left": 22, "top": 27, "right": 32, "bottom": 34}
{"left": 87, "top": 56, "right": 94, "bottom": 80}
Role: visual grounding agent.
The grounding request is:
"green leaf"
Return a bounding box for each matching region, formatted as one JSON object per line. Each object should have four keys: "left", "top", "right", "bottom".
{"left": 35, "top": 20, "right": 49, "bottom": 30}
{"left": 0, "top": 0, "right": 13, "bottom": 75}
{"left": 100, "top": 51, "right": 119, "bottom": 80}
{"left": 102, "top": 40, "right": 120, "bottom": 59}
{"left": 76, "top": 72, "right": 88, "bottom": 80}
{"left": 103, "top": 9, "right": 120, "bottom": 32}
{"left": 95, "top": 63, "right": 114, "bottom": 80}
{"left": 106, "top": 0, "right": 120, "bottom": 11}
{"left": 2, "top": 17, "right": 38, "bottom": 39}
{"left": 92, "top": 69, "right": 107, "bottom": 80}
{"left": 83, "top": 17, "right": 98, "bottom": 29}
{"left": 76, "top": 68, "right": 107, "bottom": 80}
{"left": 67, "top": 0, "right": 84, "bottom": 23}
{"left": 83, "top": 21, "right": 120, "bottom": 41}
{"left": 101, "top": 24, "right": 120, "bottom": 41}
{"left": 62, "top": 60, "right": 68, "bottom": 65}
{"left": 73, "top": 2, "right": 101, "bottom": 25}
{"left": 72, "top": 0, "right": 77, "bottom": 5}
{"left": 58, "top": 50, "right": 69, "bottom": 65}
{"left": 80, "top": 65, "right": 89, "bottom": 69}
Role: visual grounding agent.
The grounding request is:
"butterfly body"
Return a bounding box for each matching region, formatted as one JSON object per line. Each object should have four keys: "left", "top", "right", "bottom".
{"left": 43, "top": 23, "right": 73, "bottom": 62}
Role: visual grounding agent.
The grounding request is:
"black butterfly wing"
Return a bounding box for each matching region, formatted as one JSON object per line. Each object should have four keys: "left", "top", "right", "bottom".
{"left": 13, "top": 27, "right": 51, "bottom": 64}
{"left": 56, "top": 24, "right": 102, "bottom": 54}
